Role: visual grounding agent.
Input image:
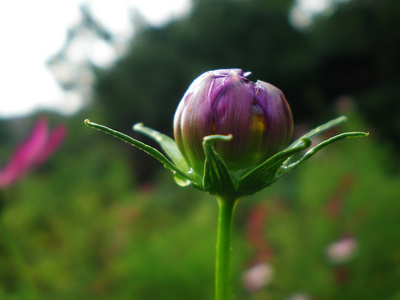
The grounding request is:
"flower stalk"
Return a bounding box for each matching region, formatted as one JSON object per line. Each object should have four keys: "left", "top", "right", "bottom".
{"left": 215, "top": 196, "right": 238, "bottom": 300}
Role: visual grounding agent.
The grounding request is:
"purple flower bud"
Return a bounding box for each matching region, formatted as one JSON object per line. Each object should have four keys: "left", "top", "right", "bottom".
{"left": 174, "top": 69, "right": 294, "bottom": 175}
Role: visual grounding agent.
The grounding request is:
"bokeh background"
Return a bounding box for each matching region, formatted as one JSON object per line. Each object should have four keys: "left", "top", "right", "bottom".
{"left": 1, "top": 0, "right": 400, "bottom": 299}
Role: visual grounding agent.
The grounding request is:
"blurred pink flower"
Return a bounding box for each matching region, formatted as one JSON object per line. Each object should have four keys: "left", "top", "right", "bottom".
{"left": 0, "top": 118, "right": 66, "bottom": 189}
{"left": 246, "top": 204, "right": 273, "bottom": 263}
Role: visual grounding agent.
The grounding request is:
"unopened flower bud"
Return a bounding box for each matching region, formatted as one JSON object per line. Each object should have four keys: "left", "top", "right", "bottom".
{"left": 173, "top": 69, "right": 294, "bottom": 175}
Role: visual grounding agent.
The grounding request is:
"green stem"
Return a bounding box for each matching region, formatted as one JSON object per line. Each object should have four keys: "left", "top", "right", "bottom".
{"left": 215, "top": 195, "right": 238, "bottom": 300}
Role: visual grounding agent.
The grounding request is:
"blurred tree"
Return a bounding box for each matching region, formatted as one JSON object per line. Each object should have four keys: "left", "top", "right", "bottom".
{"left": 47, "top": 5, "right": 126, "bottom": 114}
{"left": 308, "top": 0, "right": 400, "bottom": 147}
{"left": 50, "top": 0, "right": 400, "bottom": 180}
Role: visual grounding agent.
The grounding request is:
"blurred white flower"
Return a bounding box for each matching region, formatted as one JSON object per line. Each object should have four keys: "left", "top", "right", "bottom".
{"left": 242, "top": 263, "right": 273, "bottom": 293}
{"left": 326, "top": 236, "right": 357, "bottom": 264}
{"left": 286, "top": 293, "right": 311, "bottom": 300}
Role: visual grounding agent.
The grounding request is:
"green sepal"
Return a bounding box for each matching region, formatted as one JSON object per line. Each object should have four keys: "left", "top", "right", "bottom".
{"left": 84, "top": 120, "right": 194, "bottom": 184}
{"left": 133, "top": 123, "right": 191, "bottom": 173}
{"left": 276, "top": 131, "right": 369, "bottom": 179}
{"left": 202, "top": 135, "right": 236, "bottom": 196}
{"left": 284, "top": 115, "right": 349, "bottom": 165}
{"left": 237, "top": 138, "right": 312, "bottom": 196}
{"left": 287, "top": 115, "right": 347, "bottom": 150}
{"left": 86, "top": 116, "right": 368, "bottom": 197}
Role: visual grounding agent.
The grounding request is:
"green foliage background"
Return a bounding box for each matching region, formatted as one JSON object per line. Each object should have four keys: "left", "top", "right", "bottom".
{"left": 1, "top": 0, "right": 400, "bottom": 298}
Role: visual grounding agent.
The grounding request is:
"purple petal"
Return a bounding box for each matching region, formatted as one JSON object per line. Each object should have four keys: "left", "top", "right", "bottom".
{"left": 255, "top": 81, "right": 293, "bottom": 155}
{"left": 213, "top": 74, "right": 255, "bottom": 161}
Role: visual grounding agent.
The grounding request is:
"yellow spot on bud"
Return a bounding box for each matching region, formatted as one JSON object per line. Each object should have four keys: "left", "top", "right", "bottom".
{"left": 252, "top": 114, "right": 265, "bottom": 133}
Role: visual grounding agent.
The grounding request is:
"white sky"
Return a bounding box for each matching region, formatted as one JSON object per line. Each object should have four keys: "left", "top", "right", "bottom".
{"left": 0, "top": 0, "right": 191, "bottom": 119}
{"left": 0, "top": 0, "right": 330, "bottom": 119}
